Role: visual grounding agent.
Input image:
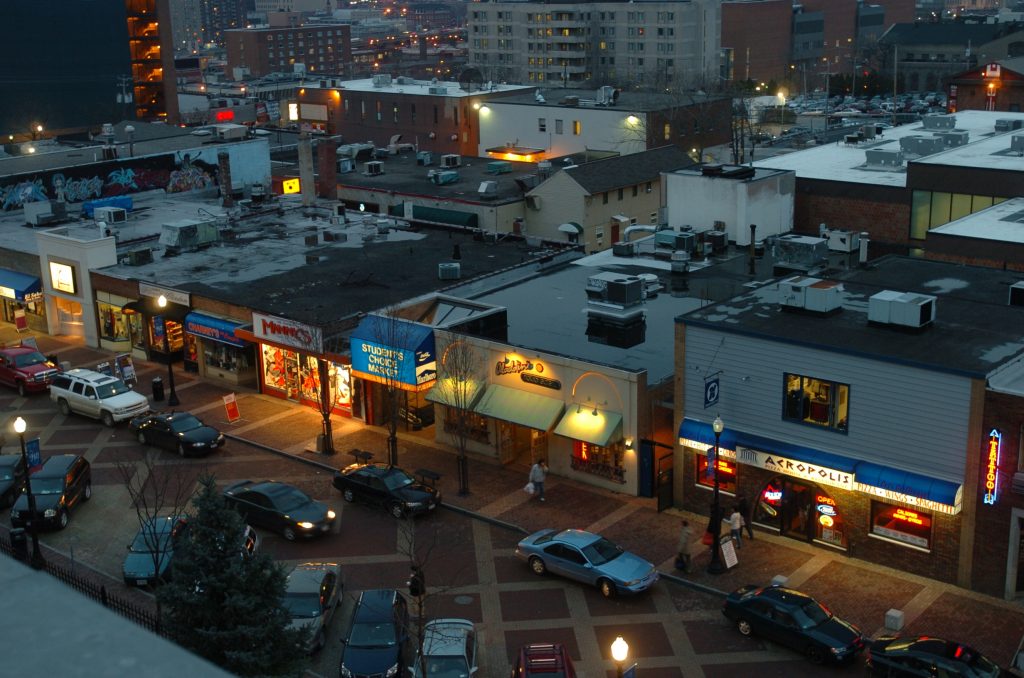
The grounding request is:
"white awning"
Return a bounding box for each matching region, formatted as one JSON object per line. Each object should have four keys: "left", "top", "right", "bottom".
{"left": 558, "top": 222, "right": 583, "bottom": 234}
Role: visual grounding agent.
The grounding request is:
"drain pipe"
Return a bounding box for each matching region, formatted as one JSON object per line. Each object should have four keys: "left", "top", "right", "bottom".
{"left": 748, "top": 224, "right": 757, "bottom": 275}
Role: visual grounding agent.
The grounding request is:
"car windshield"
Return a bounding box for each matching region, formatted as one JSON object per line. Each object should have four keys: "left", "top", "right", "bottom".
{"left": 581, "top": 537, "right": 623, "bottom": 566}
{"left": 31, "top": 477, "right": 65, "bottom": 495}
{"left": 274, "top": 487, "right": 312, "bottom": 512}
{"left": 14, "top": 352, "right": 48, "bottom": 368}
{"left": 170, "top": 415, "right": 203, "bottom": 433}
{"left": 129, "top": 529, "right": 174, "bottom": 553}
{"left": 0, "top": 468, "right": 14, "bottom": 481}
{"left": 348, "top": 621, "right": 397, "bottom": 648}
{"left": 383, "top": 469, "right": 415, "bottom": 491}
{"left": 416, "top": 658, "right": 469, "bottom": 678}
{"left": 798, "top": 600, "right": 832, "bottom": 628}
{"left": 283, "top": 592, "right": 322, "bottom": 619}
{"left": 96, "top": 380, "right": 131, "bottom": 399}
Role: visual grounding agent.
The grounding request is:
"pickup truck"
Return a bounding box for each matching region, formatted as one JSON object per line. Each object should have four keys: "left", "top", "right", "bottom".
{"left": 0, "top": 346, "right": 60, "bottom": 396}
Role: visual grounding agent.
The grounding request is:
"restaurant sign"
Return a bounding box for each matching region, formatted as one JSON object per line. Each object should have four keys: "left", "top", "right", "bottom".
{"left": 495, "top": 356, "right": 562, "bottom": 390}
{"left": 735, "top": 445, "right": 855, "bottom": 490}
{"left": 983, "top": 429, "right": 1002, "bottom": 506}
{"left": 252, "top": 312, "right": 323, "bottom": 353}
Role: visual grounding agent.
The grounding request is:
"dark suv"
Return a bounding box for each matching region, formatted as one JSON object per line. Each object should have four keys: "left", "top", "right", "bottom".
{"left": 10, "top": 454, "right": 92, "bottom": 530}
{"left": 339, "top": 589, "right": 409, "bottom": 678}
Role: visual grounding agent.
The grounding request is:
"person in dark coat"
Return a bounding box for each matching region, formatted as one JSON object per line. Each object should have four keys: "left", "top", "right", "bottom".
{"left": 736, "top": 493, "right": 754, "bottom": 539}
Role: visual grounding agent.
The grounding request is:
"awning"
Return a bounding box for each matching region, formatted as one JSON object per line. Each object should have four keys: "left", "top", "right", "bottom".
{"left": 557, "top": 222, "right": 583, "bottom": 234}
{"left": 855, "top": 461, "right": 961, "bottom": 507}
{"left": 0, "top": 268, "right": 41, "bottom": 302}
{"left": 474, "top": 384, "right": 564, "bottom": 431}
{"left": 411, "top": 205, "right": 479, "bottom": 228}
{"left": 184, "top": 312, "right": 247, "bottom": 347}
{"left": 120, "top": 299, "right": 189, "bottom": 322}
{"left": 426, "top": 378, "right": 485, "bottom": 409}
{"left": 554, "top": 405, "right": 623, "bottom": 447}
{"left": 350, "top": 315, "right": 437, "bottom": 389}
{"left": 734, "top": 429, "right": 859, "bottom": 473}
{"left": 678, "top": 418, "right": 737, "bottom": 451}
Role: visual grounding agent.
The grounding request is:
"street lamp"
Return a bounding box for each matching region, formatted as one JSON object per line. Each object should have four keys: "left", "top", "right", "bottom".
{"left": 31, "top": 123, "right": 43, "bottom": 141}
{"left": 707, "top": 415, "right": 727, "bottom": 575}
{"left": 13, "top": 417, "right": 45, "bottom": 569}
{"left": 611, "top": 636, "right": 629, "bottom": 678}
{"left": 157, "top": 295, "right": 179, "bottom": 406}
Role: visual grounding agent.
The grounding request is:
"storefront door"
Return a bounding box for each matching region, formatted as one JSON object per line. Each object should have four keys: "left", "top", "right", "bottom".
{"left": 754, "top": 476, "right": 847, "bottom": 549}
{"left": 283, "top": 351, "right": 301, "bottom": 401}
{"left": 781, "top": 479, "right": 816, "bottom": 542}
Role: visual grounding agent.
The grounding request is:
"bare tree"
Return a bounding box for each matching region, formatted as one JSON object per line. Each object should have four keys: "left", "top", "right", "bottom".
{"left": 431, "top": 332, "right": 483, "bottom": 496}
{"left": 617, "top": 83, "right": 734, "bottom": 163}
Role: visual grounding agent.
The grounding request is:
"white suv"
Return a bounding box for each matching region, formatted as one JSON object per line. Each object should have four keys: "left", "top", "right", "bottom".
{"left": 50, "top": 368, "right": 150, "bottom": 427}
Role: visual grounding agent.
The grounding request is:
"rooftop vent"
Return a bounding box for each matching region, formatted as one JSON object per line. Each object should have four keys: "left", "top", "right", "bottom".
{"left": 478, "top": 180, "right": 498, "bottom": 198}
{"left": 900, "top": 135, "right": 945, "bottom": 156}
{"left": 934, "top": 130, "right": 969, "bottom": 147}
{"left": 1011, "top": 134, "right": 1024, "bottom": 154}
{"left": 778, "top": 276, "right": 844, "bottom": 314}
{"left": 995, "top": 119, "right": 1023, "bottom": 133}
{"left": 868, "top": 290, "right": 936, "bottom": 329}
{"left": 1009, "top": 280, "right": 1024, "bottom": 307}
{"left": 921, "top": 114, "right": 956, "bottom": 130}
{"left": 865, "top": 149, "right": 904, "bottom": 168}
{"left": 438, "top": 262, "right": 461, "bottom": 280}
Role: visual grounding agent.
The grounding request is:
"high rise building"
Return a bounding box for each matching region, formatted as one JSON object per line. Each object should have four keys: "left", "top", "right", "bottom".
{"left": 127, "top": 0, "right": 179, "bottom": 122}
{"left": 200, "top": 0, "right": 252, "bottom": 46}
{"left": 225, "top": 24, "right": 352, "bottom": 78}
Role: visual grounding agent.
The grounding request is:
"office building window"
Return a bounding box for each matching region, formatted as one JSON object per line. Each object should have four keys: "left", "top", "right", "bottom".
{"left": 783, "top": 373, "right": 849, "bottom": 432}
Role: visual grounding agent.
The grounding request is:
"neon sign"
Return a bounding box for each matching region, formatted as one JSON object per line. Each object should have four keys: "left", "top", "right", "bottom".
{"left": 763, "top": 490, "right": 782, "bottom": 502}
{"left": 983, "top": 429, "right": 1001, "bottom": 505}
{"left": 892, "top": 508, "right": 924, "bottom": 526}
{"left": 817, "top": 504, "right": 836, "bottom": 517}
{"left": 819, "top": 514, "right": 834, "bottom": 527}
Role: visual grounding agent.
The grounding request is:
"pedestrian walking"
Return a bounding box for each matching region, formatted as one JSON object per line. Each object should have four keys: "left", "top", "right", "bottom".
{"left": 728, "top": 507, "right": 744, "bottom": 548}
{"left": 529, "top": 459, "right": 548, "bottom": 502}
{"left": 736, "top": 493, "right": 754, "bottom": 540}
{"left": 675, "top": 519, "right": 693, "bottom": 573}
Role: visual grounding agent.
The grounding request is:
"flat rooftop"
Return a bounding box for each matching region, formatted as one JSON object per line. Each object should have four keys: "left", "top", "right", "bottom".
{"left": 930, "top": 196, "right": 1024, "bottom": 244}
{"left": 489, "top": 87, "right": 726, "bottom": 113}
{"left": 754, "top": 110, "right": 1024, "bottom": 187}
{"left": 309, "top": 76, "right": 532, "bottom": 98}
{"left": 681, "top": 255, "right": 1024, "bottom": 378}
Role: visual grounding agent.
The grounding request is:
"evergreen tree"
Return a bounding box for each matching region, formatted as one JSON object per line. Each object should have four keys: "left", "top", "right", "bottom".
{"left": 158, "top": 475, "right": 310, "bottom": 677}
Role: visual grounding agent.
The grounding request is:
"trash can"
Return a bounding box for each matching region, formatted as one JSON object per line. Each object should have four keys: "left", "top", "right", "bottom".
{"left": 9, "top": 527, "right": 27, "bottom": 562}
{"left": 152, "top": 376, "right": 164, "bottom": 402}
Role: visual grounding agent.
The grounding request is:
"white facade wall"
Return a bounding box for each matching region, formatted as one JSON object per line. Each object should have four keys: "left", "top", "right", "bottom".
{"left": 35, "top": 230, "right": 118, "bottom": 345}
{"left": 683, "top": 325, "right": 972, "bottom": 485}
{"left": 479, "top": 103, "right": 647, "bottom": 158}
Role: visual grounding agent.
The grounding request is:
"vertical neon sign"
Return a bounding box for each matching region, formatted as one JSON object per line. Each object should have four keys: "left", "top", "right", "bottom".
{"left": 983, "top": 429, "right": 1001, "bottom": 506}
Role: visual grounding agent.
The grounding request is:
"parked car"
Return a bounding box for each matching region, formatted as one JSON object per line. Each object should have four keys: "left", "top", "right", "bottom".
{"left": 512, "top": 642, "right": 577, "bottom": 677}
{"left": 49, "top": 368, "right": 149, "bottom": 427}
{"left": 122, "top": 514, "right": 190, "bottom": 587}
{"left": 411, "top": 618, "right": 478, "bottom": 678}
{"left": 339, "top": 588, "right": 409, "bottom": 678}
{"left": 283, "top": 562, "right": 342, "bottom": 653}
{"left": 332, "top": 463, "right": 441, "bottom": 518}
{"left": 0, "top": 454, "right": 27, "bottom": 508}
{"left": 867, "top": 635, "right": 1004, "bottom": 677}
{"left": 514, "top": 528, "right": 659, "bottom": 598}
{"left": 222, "top": 480, "right": 336, "bottom": 541}
{"left": 10, "top": 454, "right": 92, "bottom": 530}
{"left": 130, "top": 411, "right": 225, "bottom": 457}
{"left": 0, "top": 346, "right": 60, "bottom": 396}
{"left": 722, "top": 584, "right": 865, "bottom": 664}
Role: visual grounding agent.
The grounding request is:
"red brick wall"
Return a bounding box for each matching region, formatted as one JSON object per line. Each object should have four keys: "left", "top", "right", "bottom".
{"left": 794, "top": 183, "right": 911, "bottom": 245}
{"left": 722, "top": 1, "right": 792, "bottom": 83}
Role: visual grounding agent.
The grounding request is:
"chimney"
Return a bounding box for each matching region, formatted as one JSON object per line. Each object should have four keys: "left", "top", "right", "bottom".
{"left": 316, "top": 137, "right": 339, "bottom": 199}
{"left": 859, "top": 232, "right": 870, "bottom": 266}
{"left": 298, "top": 133, "right": 316, "bottom": 207}
{"left": 748, "top": 224, "right": 757, "bottom": 275}
{"left": 217, "top": 151, "right": 234, "bottom": 208}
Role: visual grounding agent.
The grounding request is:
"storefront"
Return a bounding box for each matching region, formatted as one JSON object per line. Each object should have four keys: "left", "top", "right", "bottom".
{"left": 122, "top": 284, "right": 191, "bottom": 363}
{"left": 679, "top": 418, "right": 961, "bottom": 557}
{"left": 183, "top": 312, "right": 257, "bottom": 387}
{"left": 46, "top": 260, "right": 85, "bottom": 337}
{"left": 0, "top": 268, "right": 45, "bottom": 333}
{"left": 96, "top": 290, "right": 138, "bottom": 354}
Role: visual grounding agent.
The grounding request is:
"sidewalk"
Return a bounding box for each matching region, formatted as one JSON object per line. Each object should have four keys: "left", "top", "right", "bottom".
{"left": 7, "top": 326, "right": 1024, "bottom": 668}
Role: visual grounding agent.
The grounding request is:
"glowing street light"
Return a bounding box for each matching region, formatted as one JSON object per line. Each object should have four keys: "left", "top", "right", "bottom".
{"left": 156, "top": 295, "right": 180, "bottom": 406}
{"left": 611, "top": 636, "right": 629, "bottom": 678}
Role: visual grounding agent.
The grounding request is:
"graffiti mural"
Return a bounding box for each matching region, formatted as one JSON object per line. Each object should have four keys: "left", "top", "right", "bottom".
{"left": 1, "top": 180, "right": 48, "bottom": 210}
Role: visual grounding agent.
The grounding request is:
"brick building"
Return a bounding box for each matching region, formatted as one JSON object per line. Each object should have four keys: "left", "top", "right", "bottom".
{"left": 225, "top": 24, "right": 352, "bottom": 78}
{"left": 948, "top": 60, "right": 1024, "bottom": 113}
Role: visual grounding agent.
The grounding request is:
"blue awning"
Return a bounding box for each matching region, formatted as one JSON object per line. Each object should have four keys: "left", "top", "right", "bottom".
{"left": 854, "top": 461, "right": 961, "bottom": 506}
{"left": 678, "top": 418, "right": 737, "bottom": 450}
{"left": 733, "top": 429, "right": 859, "bottom": 473}
{"left": 350, "top": 315, "right": 437, "bottom": 388}
{"left": 0, "top": 268, "right": 41, "bottom": 302}
{"left": 184, "top": 312, "right": 246, "bottom": 347}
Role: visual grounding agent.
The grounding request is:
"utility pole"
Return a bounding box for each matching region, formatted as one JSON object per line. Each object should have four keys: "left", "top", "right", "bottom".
{"left": 116, "top": 75, "right": 134, "bottom": 120}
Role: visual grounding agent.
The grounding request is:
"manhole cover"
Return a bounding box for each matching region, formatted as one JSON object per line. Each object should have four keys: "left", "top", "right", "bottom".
{"left": 453, "top": 595, "right": 474, "bottom": 605}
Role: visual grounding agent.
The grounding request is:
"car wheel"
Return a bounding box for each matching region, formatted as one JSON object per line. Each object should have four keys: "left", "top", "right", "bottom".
{"left": 736, "top": 619, "right": 753, "bottom": 637}
{"left": 58, "top": 510, "right": 69, "bottom": 529}
{"left": 805, "top": 644, "right": 826, "bottom": 664}
{"left": 388, "top": 502, "right": 405, "bottom": 519}
{"left": 83, "top": 482, "right": 92, "bottom": 501}
{"left": 137, "top": 431, "right": 148, "bottom": 445}
{"left": 17, "top": 381, "right": 27, "bottom": 397}
{"left": 342, "top": 488, "right": 355, "bottom": 502}
{"left": 100, "top": 410, "right": 115, "bottom": 428}
{"left": 598, "top": 578, "right": 617, "bottom": 599}
{"left": 282, "top": 526, "right": 297, "bottom": 541}
{"left": 528, "top": 556, "right": 546, "bottom": 576}
{"left": 58, "top": 398, "right": 71, "bottom": 416}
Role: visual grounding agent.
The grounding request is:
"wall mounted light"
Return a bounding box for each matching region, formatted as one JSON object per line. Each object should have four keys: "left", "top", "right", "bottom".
{"left": 624, "top": 437, "right": 634, "bottom": 450}
{"left": 591, "top": 406, "right": 598, "bottom": 417}
{"left": 626, "top": 114, "right": 639, "bottom": 126}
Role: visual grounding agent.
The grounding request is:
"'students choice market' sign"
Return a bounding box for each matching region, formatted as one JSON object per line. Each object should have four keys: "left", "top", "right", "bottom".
{"left": 252, "top": 312, "right": 323, "bottom": 353}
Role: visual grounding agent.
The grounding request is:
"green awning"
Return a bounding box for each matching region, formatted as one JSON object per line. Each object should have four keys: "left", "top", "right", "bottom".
{"left": 473, "top": 384, "right": 564, "bottom": 431}
{"left": 426, "top": 378, "right": 485, "bottom": 408}
{"left": 554, "top": 406, "right": 623, "bottom": 447}
{"left": 412, "top": 205, "right": 479, "bottom": 228}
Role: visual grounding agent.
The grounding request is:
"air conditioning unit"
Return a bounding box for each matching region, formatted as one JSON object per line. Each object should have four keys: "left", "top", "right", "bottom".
{"left": 478, "top": 180, "right": 498, "bottom": 197}
{"left": 416, "top": 151, "right": 434, "bottom": 166}
{"left": 94, "top": 206, "right": 127, "bottom": 223}
{"left": 333, "top": 203, "right": 346, "bottom": 218}
{"left": 338, "top": 157, "right": 355, "bottom": 174}
{"left": 612, "top": 241, "right": 635, "bottom": 257}
{"left": 121, "top": 249, "right": 153, "bottom": 266}
{"left": 869, "top": 290, "right": 936, "bottom": 328}
{"left": 922, "top": 114, "right": 955, "bottom": 130}
{"left": 438, "top": 262, "right": 461, "bottom": 280}
{"left": 428, "top": 86, "right": 448, "bottom": 95}
{"left": 365, "top": 161, "right": 384, "bottom": 176}
{"left": 1009, "top": 280, "right": 1024, "bottom": 306}
{"left": 1011, "top": 134, "right": 1024, "bottom": 154}
{"left": 441, "top": 154, "right": 460, "bottom": 168}
{"left": 995, "top": 119, "right": 1023, "bottom": 132}
{"left": 372, "top": 74, "right": 393, "bottom": 87}
{"left": 826, "top": 229, "right": 860, "bottom": 252}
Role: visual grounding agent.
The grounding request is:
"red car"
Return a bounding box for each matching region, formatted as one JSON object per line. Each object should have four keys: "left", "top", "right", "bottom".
{"left": 512, "top": 643, "right": 576, "bottom": 677}
{"left": 0, "top": 346, "right": 60, "bottom": 396}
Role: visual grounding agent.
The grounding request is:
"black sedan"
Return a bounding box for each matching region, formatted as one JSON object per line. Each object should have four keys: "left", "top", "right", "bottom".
{"left": 332, "top": 463, "right": 440, "bottom": 518}
{"left": 223, "top": 480, "right": 336, "bottom": 541}
{"left": 0, "top": 454, "right": 26, "bottom": 508}
{"left": 130, "top": 411, "right": 225, "bottom": 457}
{"left": 722, "top": 584, "right": 865, "bottom": 664}
{"left": 867, "top": 636, "right": 1004, "bottom": 677}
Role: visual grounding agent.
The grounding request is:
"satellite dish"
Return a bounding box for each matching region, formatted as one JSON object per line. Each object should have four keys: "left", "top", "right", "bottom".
{"left": 458, "top": 67, "right": 484, "bottom": 93}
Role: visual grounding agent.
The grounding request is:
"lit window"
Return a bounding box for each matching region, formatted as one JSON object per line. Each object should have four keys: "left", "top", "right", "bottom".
{"left": 783, "top": 373, "right": 849, "bottom": 432}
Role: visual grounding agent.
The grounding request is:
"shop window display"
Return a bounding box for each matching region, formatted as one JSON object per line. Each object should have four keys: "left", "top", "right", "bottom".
{"left": 261, "top": 344, "right": 350, "bottom": 410}
{"left": 443, "top": 407, "right": 489, "bottom": 442}
{"left": 696, "top": 453, "right": 737, "bottom": 493}
{"left": 129, "top": 313, "right": 147, "bottom": 351}
{"left": 755, "top": 477, "right": 847, "bottom": 548}
{"left": 205, "top": 341, "right": 253, "bottom": 374}
{"left": 871, "top": 502, "right": 932, "bottom": 550}
{"left": 97, "top": 302, "right": 130, "bottom": 342}
{"left": 571, "top": 440, "right": 625, "bottom": 483}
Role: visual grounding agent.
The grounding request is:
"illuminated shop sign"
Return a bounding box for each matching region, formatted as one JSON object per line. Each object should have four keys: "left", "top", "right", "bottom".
{"left": 983, "top": 429, "right": 1001, "bottom": 506}
{"left": 282, "top": 178, "right": 300, "bottom": 194}
{"left": 49, "top": 262, "right": 76, "bottom": 294}
{"left": 139, "top": 283, "right": 190, "bottom": 306}
{"left": 855, "top": 483, "right": 960, "bottom": 516}
{"left": 350, "top": 317, "right": 436, "bottom": 389}
{"left": 495, "top": 355, "right": 562, "bottom": 390}
{"left": 253, "top": 312, "right": 323, "bottom": 353}
{"left": 735, "top": 446, "right": 854, "bottom": 490}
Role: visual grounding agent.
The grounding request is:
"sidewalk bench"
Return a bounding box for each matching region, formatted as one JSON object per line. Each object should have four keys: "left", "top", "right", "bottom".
{"left": 414, "top": 468, "right": 441, "bottom": 488}
{"left": 349, "top": 448, "right": 373, "bottom": 464}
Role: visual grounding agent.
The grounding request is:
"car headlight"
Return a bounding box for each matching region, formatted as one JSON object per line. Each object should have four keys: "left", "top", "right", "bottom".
{"left": 830, "top": 646, "right": 844, "bottom": 655}
{"left": 297, "top": 521, "right": 314, "bottom": 529}
{"left": 326, "top": 509, "right": 336, "bottom": 520}
{"left": 340, "top": 666, "right": 352, "bottom": 678}
{"left": 386, "top": 662, "right": 399, "bottom": 677}
{"left": 11, "top": 510, "right": 19, "bottom": 519}
{"left": 44, "top": 508, "right": 57, "bottom": 518}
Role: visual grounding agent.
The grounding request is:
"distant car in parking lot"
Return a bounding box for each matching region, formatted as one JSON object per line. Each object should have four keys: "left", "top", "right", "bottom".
{"left": 867, "top": 635, "right": 1005, "bottom": 677}
{"left": 223, "top": 480, "right": 336, "bottom": 541}
{"left": 129, "top": 411, "right": 225, "bottom": 457}
{"left": 283, "top": 562, "right": 342, "bottom": 653}
{"left": 411, "top": 618, "right": 478, "bottom": 678}
{"left": 332, "top": 463, "right": 441, "bottom": 518}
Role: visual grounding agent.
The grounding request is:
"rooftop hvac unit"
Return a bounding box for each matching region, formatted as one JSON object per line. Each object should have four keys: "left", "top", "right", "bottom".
{"left": 416, "top": 151, "right": 434, "bottom": 166}
{"left": 705, "top": 230, "right": 728, "bottom": 253}
{"left": 922, "top": 114, "right": 956, "bottom": 130}
{"left": 1011, "top": 134, "right": 1024, "bottom": 154}
{"left": 899, "top": 135, "right": 945, "bottom": 156}
{"left": 771, "top": 234, "right": 828, "bottom": 273}
{"left": 778, "top": 276, "right": 843, "bottom": 313}
{"left": 537, "top": 160, "right": 552, "bottom": 177}
{"left": 860, "top": 124, "right": 877, "bottom": 139}
{"left": 935, "top": 130, "right": 969, "bottom": 147}
{"left": 159, "top": 218, "right": 219, "bottom": 252}
{"left": 438, "top": 262, "right": 461, "bottom": 280}
{"left": 365, "top": 161, "right": 384, "bottom": 176}
{"left": 428, "top": 86, "right": 448, "bottom": 95}
{"left": 372, "top": 74, "right": 393, "bottom": 87}
{"left": 94, "top": 206, "right": 127, "bottom": 223}
{"left": 844, "top": 133, "right": 863, "bottom": 144}
{"left": 612, "top": 241, "right": 636, "bottom": 257}
{"left": 826, "top": 229, "right": 860, "bottom": 252}
{"left": 655, "top": 229, "right": 696, "bottom": 253}
{"left": 429, "top": 169, "right": 460, "bottom": 185}
{"left": 1009, "top": 280, "right": 1024, "bottom": 306}
{"left": 869, "top": 290, "right": 936, "bottom": 328}
{"left": 395, "top": 76, "right": 415, "bottom": 85}
{"left": 441, "top": 154, "right": 460, "bottom": 168}
{"left": 586, "top": 272, "right": 643, "bottom": 305}
{"left": 24, "top": 200, "right": 67, "bottom": 226}
{"left": 487, "top": 161, "right": 512, "bottom": 174}
{"left": 478, "top": 180, "right": 498, "bottom": 197}
{"left": 865, "top": 149, "right": 904, "bottom": 167}
{"left": 995, "top": 119, "right": 1023, "bottom": 132}
{"left": 122, "top": 249, "right": 153, "bottom": 266}
{"left": 670, "top": 250, "right": 691, "bottom": 274}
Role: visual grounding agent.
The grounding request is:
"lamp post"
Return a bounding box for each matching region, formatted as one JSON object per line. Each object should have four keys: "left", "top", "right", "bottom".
{"left": 610, "top": 636, "right": 629, "bottom": 678}
{"left": 156, "top": 295, "right": 179, "bottom": 406}
{"left": 13, "top": 417, "right": 45, "bottom": 570}
{"left": 31, "top": 123, "right": 43, "bottom": 141}
{"left": 707, "top": 415, "right": 727, "bottom": 575}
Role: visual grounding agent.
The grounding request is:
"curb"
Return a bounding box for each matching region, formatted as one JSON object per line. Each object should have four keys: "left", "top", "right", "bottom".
{"left": 441, "top": 503, "right": 530, "bottom": 535}
{"left": 658, "top": 570, "right": 729, "bottom": 598}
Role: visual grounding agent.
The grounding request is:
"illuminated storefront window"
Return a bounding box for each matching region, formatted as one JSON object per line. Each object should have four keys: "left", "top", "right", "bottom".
{"left": 871, "top": 501, "right": 932, "bottom": 550}
{"left": 696, "top": 454, "right": 737, "bottom": 493}
{"left": 783, "top": 373, "right": 849, "bottom": 432}
{"left": 260, "top": 344, "right": 351, "bottom": 412}
{"left": 571, "top": 440, "right": 625, "bottom": 483}
{"left": 755, "top": 477, "right": 847, "bottom": 549}
{"left": 97, "top": 302, "right": 131, "bottom": 342}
